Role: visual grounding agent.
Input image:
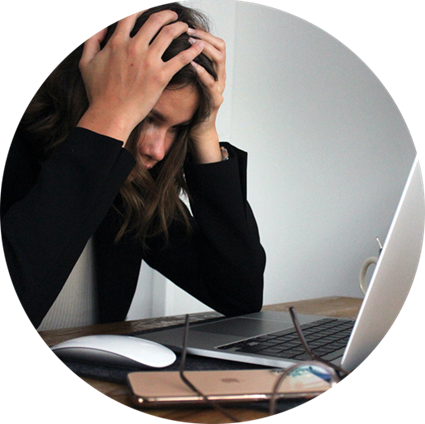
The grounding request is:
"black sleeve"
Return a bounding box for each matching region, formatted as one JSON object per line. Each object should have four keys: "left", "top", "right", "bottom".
{"left": 143, "top": 143, "right": 266, "bottom": 316}
{"left": 1, "top": 128, "right": 136, "bottom": 327}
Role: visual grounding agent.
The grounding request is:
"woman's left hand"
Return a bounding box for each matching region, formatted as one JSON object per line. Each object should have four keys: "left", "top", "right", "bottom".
{"left": 187, "top": 28, "right": 226, "bottom": 164}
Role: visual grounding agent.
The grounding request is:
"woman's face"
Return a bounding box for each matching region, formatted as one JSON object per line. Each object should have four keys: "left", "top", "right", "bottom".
{"left": 136, "top": 85, "right": 199, "bottom": 170}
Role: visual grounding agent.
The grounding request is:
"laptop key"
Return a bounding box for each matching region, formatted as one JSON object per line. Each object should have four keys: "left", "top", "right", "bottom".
{"left": 321, "top": 349, "right": 345, "bottom": 361}
{"left": 292, "top": 353, "right": 312, "bottom": 361}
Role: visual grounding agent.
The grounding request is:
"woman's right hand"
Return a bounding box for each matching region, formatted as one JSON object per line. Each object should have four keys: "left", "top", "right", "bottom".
{"left": 77, "top": 10, "right": 204, "bottom": 145}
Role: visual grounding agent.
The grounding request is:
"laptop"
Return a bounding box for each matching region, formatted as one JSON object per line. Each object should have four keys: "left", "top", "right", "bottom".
{"left": 142, "top": 156, "right": 424, "bottom": 372}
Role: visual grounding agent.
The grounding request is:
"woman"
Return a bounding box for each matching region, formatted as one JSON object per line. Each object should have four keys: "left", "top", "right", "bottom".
{"left": 1, "top": 3, "right": 266, "bottom": 330}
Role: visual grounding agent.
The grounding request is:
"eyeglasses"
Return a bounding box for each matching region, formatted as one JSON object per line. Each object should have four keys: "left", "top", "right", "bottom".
{"left": 178, "top": 308, "right": 350, "bottom": 422}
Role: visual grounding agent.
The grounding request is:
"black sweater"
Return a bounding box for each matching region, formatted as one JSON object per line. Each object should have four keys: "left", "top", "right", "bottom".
{"left": 1, "top": 127, "right": 266, "bottom": 328}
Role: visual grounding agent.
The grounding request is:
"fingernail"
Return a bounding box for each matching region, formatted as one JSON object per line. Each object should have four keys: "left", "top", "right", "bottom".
{"left": 188, "top": 37, "right": 197, "bottom": 45}
{"left": 191, "top": 61, "right": 199, "bottom": 68}
{"left": 187, "top": 27, "right": 196, "bottom": 35}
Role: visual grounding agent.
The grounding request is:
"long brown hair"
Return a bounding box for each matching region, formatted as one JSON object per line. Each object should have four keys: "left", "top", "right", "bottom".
{"left": 19, "top": 3, "right": 217, "bottom": 246}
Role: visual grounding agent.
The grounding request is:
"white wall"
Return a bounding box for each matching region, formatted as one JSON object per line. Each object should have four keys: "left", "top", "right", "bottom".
{"left": 127, "top": 0, "right": 416, "bottom": 319}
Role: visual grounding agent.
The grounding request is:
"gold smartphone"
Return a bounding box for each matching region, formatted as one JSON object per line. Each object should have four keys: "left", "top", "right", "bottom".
{"left": 127, "top": 369, "right": 330, "bottom": 408}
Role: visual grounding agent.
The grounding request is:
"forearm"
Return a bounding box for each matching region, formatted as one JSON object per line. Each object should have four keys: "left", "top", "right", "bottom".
{"left": 144, "top": 143, "right": 266, "bottom": 315}
{"left": 1, "top": 128, "right": 135, "bottom": 326}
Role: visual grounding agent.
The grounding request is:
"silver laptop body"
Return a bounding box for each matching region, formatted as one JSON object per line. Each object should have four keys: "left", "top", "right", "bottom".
{"left": 143, "top": 156, "right": 424, "bottom": 371}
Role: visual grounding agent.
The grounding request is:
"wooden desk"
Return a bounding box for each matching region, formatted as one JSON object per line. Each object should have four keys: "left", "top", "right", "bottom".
{"left": 39, "top": 296, "right": 362, "bottom": 423}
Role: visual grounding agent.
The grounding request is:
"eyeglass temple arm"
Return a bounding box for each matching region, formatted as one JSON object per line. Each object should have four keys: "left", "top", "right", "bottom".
{"left": 288, "top": 307, "right": 316, "bottom": 358}
{"left": 179, "top": 315, "right": 203, "bottom": 394}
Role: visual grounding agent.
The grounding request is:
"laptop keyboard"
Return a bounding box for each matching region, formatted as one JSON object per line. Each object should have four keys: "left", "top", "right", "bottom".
{"left": 217, "top": 318, "right": 354, "bottom": 362}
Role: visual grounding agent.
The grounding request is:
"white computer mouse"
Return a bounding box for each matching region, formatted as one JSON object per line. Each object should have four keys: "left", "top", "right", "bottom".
{"left": 51, "top": 334, "right": 176, "bottom": 369}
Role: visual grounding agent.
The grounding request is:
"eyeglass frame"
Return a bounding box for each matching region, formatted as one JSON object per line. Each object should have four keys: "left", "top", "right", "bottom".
{"left": 178, "top": 308, "right": 351, "bottom": 421}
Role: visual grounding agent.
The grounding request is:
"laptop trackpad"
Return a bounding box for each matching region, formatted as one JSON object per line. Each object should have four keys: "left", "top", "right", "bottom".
{"left": 191, "top": 317, "right": 293, "bottom": 338}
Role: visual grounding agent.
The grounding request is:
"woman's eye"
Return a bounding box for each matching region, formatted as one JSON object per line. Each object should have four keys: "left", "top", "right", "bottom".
{"left": 169, "top": 126, "right": 181, "bottom": 134}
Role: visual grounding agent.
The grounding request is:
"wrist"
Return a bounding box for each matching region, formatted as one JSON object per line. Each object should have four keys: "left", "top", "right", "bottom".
{"left": 77, "top": 107, "right": 135, "bottom": 145}
{"left": 191, "top": 128, "right": 222, "bottom": 164}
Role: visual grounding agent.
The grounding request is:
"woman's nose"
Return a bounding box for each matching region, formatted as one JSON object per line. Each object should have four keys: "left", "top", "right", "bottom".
{"left": 142, "top": 128, "right": 167, "bottom": 162}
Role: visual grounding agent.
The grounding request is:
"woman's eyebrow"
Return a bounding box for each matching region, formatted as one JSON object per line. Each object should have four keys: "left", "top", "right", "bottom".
{"left": 149, "top": 110, "right": 193, "bottom": 127}
{"left": 149, "top": 110, "right": 166, "bottom": 122}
